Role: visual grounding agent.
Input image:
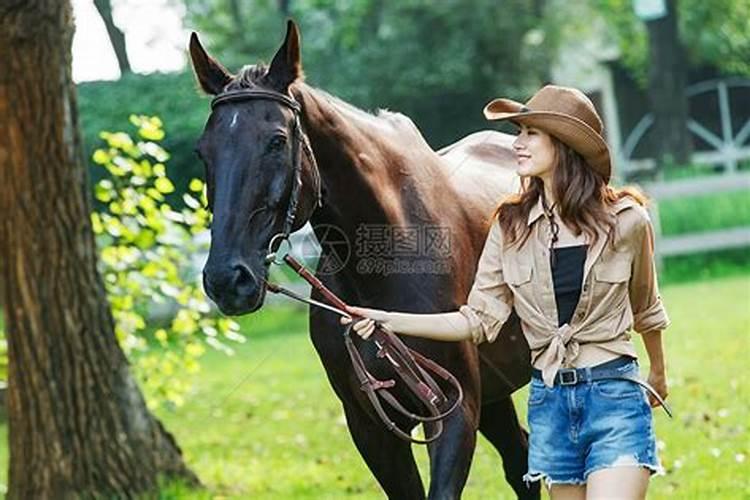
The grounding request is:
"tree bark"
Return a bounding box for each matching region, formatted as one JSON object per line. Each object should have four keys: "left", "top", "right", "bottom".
{"left": 93, "top": 0, "right": 132, "bottom": 75}
{"left": 0, "top": 1, "right": 198, "bottom": 498}
{"left": 277, "top": 0, "right": 292, "bottom": 17}
{"left": 645, "top": 0, "right": 691, "bottom": 165}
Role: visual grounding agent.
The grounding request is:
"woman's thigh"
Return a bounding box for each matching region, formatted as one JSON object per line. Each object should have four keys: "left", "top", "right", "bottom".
{"left": 550, "top": 484, "right": 586, "bottom": 500}
{"left": 586, "top": 466, "right": 649, "bottom": 499}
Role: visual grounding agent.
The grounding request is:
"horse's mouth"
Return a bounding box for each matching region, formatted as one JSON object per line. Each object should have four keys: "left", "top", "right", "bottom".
{"left": 214, "top": 283, "right": 267, "bottom": 316}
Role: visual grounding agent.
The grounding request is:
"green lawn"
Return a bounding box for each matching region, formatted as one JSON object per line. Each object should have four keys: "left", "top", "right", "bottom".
{"left": 1, "top": 275, "right": 749, "bottom": 498}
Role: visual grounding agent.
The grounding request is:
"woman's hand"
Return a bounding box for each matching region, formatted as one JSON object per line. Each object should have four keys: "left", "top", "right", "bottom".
{"left": 339, "top": 305, "right": 392, "bottom": 340}
{"left": 647, "top": 368, "right": 668, "bottom": 408}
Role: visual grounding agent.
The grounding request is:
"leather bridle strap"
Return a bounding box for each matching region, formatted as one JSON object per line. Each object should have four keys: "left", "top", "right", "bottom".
{"left": 281, "top": 254, "right": 464, "bottom": 444}
{"left": 211, "top": 89, "right": 301, "bottom": 112}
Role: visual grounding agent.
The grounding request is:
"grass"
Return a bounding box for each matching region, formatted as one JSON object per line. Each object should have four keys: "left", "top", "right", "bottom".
{"left": 5, "top": 275, "right": 747, "bottom": 498}
{"left": 656, "top": 190, "right": 750, "bottom": 237}
{"left": 155, "top": 274, "right": 750, "bottom": 498}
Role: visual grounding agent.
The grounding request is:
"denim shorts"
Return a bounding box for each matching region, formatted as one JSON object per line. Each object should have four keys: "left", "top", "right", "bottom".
{"left": 523, "top": 357, "right": 663, "bottom": 486}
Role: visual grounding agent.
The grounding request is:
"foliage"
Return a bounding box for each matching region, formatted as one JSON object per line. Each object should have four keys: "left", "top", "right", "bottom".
{"left": 90, "top": 115, "right": 242, "bottom": 408}
{"left": 593, "top": 0, "right": 750, "bottom": 84}
{"left": 77, "top": 71, "right": 209, "bottom": 205}
{"left": 0, "top": 334, "right": 6, "bottom": 386}
{"left": 0, "top": 314, "right": 5, "bottom": 385}
{"left": 179, "top": 0, "right": 559, "bottom": 147}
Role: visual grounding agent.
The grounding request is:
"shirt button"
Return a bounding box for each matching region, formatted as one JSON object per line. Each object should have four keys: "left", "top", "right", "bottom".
{"left": 577, "top": 312, "right": 585, "bottom": 319}
{"left": 583, "top": 284, "right": 589, "bottom": 292}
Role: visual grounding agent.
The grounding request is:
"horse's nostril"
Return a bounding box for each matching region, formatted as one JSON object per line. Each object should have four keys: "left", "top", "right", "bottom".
{"left": 231, "top": 263, "right": 256, "bottom": 291}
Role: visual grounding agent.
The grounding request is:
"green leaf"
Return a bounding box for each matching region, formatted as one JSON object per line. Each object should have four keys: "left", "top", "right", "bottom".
{"left": 189, "top": 178, "right": 204, "bottom": 192}
{"left": 93, "top": 149, "right": 110, "bottom": 165}
{"left": 155, "top": 177, "right": 175, "bottom": 194}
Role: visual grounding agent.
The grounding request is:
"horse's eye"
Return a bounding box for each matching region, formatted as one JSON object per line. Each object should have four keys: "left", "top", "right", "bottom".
{"left": 268, "top": 134, "right": 287, "bottom": 151}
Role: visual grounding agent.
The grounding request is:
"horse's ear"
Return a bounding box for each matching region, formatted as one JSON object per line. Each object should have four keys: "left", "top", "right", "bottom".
{"left": 266, "top": 20, "right": 303, "bottom": 91}
{"left": 189, "top": 32, "right": 232, "bottom": 95}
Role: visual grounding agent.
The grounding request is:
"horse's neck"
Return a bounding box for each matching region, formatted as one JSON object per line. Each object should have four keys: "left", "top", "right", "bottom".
{"left": 293, "top": 83, "right": 441, "bottom": 230}
{"left": 291, "top": 84, "right": 459, "bottom": 300}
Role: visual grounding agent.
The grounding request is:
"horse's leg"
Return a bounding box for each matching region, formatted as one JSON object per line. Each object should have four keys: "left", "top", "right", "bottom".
{"left": 424, "top": 405, "right": 477, "bottom": 500}
{"left": 479, "top": 397, "right": 540, "bottom": 500}
{"left": 342, "top": 401, "right": 426, "bottom": 500}
{"left": 309, "top": 309, "right": 425, "bottom": 499}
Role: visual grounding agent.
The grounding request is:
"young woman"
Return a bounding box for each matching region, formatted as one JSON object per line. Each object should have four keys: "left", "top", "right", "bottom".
{"left": 340, "top": 85, "right": 671, "bottom": 499}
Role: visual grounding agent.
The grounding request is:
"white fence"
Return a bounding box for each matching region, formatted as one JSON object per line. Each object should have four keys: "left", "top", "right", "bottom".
{"left": 642, "top": 172, "right": 750, "bottom": 268}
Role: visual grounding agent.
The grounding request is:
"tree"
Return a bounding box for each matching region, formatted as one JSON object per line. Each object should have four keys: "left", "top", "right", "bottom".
{"left": 93, "top": 0, "right": 132, "bottom": 75}
{"left": 641, "top": 0, "right": 691, "bottom": 164}
{"left": 594, "top": 0, "right": 750, "bottom": 164}
{"left": 180, "top": 0, "right": 557, "bottom": 147}
{"left": 0, "top": 2, "right": 198, "bottom": 497}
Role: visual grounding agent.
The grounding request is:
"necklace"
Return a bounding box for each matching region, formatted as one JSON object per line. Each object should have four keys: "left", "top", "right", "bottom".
{"left": 541, "top": 195, "right": 560, "bottom": 268}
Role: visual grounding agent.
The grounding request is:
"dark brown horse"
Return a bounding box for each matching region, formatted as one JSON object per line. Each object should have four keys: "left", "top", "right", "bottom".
{"left": 190, "top": 20, "right": 539, "bottom": 499}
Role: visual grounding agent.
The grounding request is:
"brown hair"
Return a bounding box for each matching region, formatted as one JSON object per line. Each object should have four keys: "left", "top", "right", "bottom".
{"left": 492, "top": 136, "right": 648, "bottom": 250}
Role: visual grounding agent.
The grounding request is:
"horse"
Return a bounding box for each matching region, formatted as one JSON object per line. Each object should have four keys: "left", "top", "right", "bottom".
{"left": 189, "top": 20, "right": 539, "bottom": 500}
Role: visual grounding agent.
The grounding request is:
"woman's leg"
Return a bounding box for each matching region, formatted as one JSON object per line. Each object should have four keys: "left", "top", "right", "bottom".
{"left": 550, "top": 484, "right": 586, "bottom": 500}
{"left": 585, "top": 466, "right": 649, "bottom": 499}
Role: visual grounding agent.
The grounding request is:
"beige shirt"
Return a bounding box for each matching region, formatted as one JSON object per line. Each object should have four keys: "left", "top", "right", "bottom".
{"left": 458, "top": 195, "right": 671, "bottom": 387}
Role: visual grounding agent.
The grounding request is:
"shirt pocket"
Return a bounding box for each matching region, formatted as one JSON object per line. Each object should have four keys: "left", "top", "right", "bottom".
{"left": 505, "top": 262, "right": 533, "bottom": 287}
{"left": 593, "top": 252, "right": 631, "bottom": 283}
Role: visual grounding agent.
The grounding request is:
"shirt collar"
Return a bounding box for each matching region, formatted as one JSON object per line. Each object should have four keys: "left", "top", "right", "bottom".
{"left": 526, "top": 195, "right": 640, "bottom": 227}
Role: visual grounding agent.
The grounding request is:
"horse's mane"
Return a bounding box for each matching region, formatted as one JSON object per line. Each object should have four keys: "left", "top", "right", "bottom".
{"left": 225, "top": 64, "right": 272, "bottom": 91}
{"left": 227, "top": 64, "right": 430, "bottom": 148}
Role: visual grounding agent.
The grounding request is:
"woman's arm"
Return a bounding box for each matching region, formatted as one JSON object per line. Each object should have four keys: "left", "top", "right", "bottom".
{"left": 641, "top": 329, "right": 668, "bottom": 407}
{"left": 340, "top": 307, "right": 473, "bottom": 342}
{"left": 629, "top": 213, "right": 671, "bottom": 407}
{"left": 340, "top": 217, "right": 514, "bottom": 344}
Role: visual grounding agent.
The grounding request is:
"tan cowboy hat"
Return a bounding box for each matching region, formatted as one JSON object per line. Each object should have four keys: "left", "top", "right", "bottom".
{"left": 483, "top": 84, "right": 612, "bottom": 181}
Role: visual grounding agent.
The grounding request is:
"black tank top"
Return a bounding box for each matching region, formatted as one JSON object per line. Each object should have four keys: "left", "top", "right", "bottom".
{"left": 551, "top": 244, "right": 588, "bottom": 326}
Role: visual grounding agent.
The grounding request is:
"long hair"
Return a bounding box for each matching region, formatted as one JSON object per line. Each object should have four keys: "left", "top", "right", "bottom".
{"left": 492, "top": 136, "right": 648, "bottom": 250}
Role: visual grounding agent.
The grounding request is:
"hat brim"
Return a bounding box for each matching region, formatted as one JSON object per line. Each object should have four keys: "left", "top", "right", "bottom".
{"left": 483, "top": 98, "right": 612, "bottom": 181}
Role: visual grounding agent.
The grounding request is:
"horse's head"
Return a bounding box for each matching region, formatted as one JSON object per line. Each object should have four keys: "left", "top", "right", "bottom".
{"left": 189, "top": 21, "right": 320, "bottom": 315}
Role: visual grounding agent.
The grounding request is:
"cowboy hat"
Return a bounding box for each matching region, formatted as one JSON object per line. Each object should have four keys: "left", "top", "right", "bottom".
{"left": 483, "top": 84, "right": 612, "bottom": 181}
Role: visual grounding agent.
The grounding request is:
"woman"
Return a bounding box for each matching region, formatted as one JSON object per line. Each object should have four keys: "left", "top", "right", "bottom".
{"left": 340, "top": 85, "right": 671, "bottom": 499}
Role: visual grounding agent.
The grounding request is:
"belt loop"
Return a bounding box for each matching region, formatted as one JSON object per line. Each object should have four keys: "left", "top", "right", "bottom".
{"left": 584, "top": 366, "right": 593, "bottom": 384}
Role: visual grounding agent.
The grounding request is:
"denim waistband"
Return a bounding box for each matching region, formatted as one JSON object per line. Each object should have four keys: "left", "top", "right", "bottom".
{"left": 531, "top": 356, "right": 637, "bottom": 386}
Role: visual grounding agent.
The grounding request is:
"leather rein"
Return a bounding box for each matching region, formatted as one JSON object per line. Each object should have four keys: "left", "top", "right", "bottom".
{"left": 210, "top": 88, "right": 463, "bottom": 444}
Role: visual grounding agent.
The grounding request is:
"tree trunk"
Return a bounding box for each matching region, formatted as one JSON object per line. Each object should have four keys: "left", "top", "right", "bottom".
{"left": 0, "top": 2, "right": 198, "bottom": 498}
{"left": 277, "top": 0, "right": 292, "bottom": 16}
{"left": 645, "top": 0, "right": 691, "bottom": 165}
{"left": 93, "top": 0, "right": 132, "bottom": 75}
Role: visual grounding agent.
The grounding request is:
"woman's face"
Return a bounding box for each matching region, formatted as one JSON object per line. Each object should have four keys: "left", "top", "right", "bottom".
{"left": 512, "top": 123, "right": 556, "bottom": 180}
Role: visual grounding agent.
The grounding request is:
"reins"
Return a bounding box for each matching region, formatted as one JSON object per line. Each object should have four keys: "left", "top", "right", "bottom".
{"left": 210, "top": 88, "right": 463, "bottom": 444}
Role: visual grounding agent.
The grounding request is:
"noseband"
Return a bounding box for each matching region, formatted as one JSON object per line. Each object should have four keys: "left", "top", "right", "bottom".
{"left": 210, "top": 88, "right": 323, "bottom": 263}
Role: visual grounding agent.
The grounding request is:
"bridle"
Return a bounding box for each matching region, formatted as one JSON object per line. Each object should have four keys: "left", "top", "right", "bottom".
{"left": 208, "top": 87, "right": 463, "bottom": 444}
{"left": 210, "top": 88, "right": 323, "bottom": 263}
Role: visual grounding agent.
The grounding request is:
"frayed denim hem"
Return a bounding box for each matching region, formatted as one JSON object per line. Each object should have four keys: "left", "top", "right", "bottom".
{"left": 583, "top": 459, "right": 665, "bottom": 481}
{"left": 523, "top": 471, "right": 586, "bottom": 489}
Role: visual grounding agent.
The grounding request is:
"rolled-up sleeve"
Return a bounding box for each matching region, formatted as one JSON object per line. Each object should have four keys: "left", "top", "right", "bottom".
{"left": 629, "top": 215, "right": 671, "bottom": 333}
{"left": 458, "top": 218, "right": 514, "bottom": 344}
